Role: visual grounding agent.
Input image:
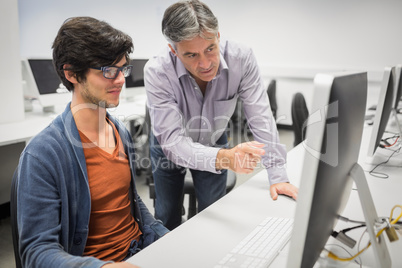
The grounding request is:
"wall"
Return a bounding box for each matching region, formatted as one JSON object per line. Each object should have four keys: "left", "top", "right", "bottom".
{"left": 0, "top": 0, "right": 24, "bottom": 124}
{"left": 18, "top": 0, "right": 402, "bottom": 125}
{"left": 18, "top": 0, "right": 173, "bottom": 59}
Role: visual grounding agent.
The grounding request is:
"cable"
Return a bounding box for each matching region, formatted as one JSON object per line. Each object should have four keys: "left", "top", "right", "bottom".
{"left": 382, "top": 136, "right": 399, "bottom": 148}
{"left": 366, "top": 134, "right": 400, "bottom": 179}
{"left": 328, "top": 205, "right": 402, "bottom": 262}
{"left": 324, "top": 244, "right": 362, "bottom": 267}
{"left": 341, "top": 224, "right": 366, "bottom": 234}
{"left": 356, "top": 227, "right": 368, "bottom": 268}
{"left": 368, "top": 145, "right": 400, "bottom": 179}
{"left": 338, "top": 215, "right": 366, "bottom": 225}
{"left": 390, "top": 205, "right": 402, "bottom": 224}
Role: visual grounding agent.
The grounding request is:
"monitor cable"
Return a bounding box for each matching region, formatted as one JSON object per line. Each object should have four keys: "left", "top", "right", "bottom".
{"left": 324, "top": 243, "right": 362, "bottom": 268}
{"left": 327, "top": 205, "right": 402, "bottom": 262}
{"left": 331, "top": 225, "right": 365, "bottom": 249}
{"left": 368, "top": 135, "right": 400, "bottom": 179}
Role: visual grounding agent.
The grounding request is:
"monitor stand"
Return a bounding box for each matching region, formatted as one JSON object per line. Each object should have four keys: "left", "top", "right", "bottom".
{"left": 319, "top": 163, "right": 392, "bottom": 267}
{"left": 42, "top": 105, "right": 56, "bottom": 113}
{"left": 347, "top": 164, "right": 391, "bottom": 267}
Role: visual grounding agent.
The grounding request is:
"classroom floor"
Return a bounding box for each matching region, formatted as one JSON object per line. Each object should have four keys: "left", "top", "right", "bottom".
{"left": 0, "top": 128, "right": 294, "bottom": 268}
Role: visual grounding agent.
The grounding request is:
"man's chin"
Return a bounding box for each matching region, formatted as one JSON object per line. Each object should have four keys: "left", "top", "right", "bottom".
{"left": 96, "top": 100, "right": 119, "bottom": 109}
{"left": 199, "top": 70, "right": 218, "bottom": 82}
{"left": 106, "top": 102, "right": 119, "bottom": 108}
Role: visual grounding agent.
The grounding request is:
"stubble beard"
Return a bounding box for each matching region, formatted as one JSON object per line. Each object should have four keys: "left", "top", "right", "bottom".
{"left": 81, "top": 83, "right": 119, "bottom": 109}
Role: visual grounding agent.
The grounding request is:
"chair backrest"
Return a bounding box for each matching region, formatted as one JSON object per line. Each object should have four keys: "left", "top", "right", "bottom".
{"left": 291, "top": 92, "right": 309, "bottom": 147}
{"left": 10, "top": 168, "right": 22, "bottom": 268}
{"left": 142, "top": 107, "right": 153, "bottom": 185}
{"left": 267, "top": 80, "right": 277, "bottom": 120}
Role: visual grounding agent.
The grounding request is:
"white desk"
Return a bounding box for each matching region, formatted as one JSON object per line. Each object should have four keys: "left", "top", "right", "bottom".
{"left": 0, "top": 89, "right": 147, "bottom": 204}
{"left": 126, "top": 145, "right": 302, "bottom": 268}
{"left": 127, "top": 125, "right": 402, "bottom": 268}
{"left": 0, "top": 88, "right": 147, "bottom": 147}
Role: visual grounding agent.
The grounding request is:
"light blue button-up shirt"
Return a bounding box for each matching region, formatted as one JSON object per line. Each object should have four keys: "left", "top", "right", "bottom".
{"left": 145, "top": 40, "right": 289, "bottom": 185}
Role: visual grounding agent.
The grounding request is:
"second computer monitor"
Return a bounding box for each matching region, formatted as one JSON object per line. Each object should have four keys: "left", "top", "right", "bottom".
{"left": 123, "top": 59, "right": 148, "bottom": 100}
{"left": 125, "top": 59, "right": 148, "bottom": 88}
{"left": 366, "top": 67, "right": 396, "bottom": 157}
{"left": 393, "top": 65, "right": 402, "bottom": 110}
{"left": 21, "top": 59, "right": 70, "bottom": 111}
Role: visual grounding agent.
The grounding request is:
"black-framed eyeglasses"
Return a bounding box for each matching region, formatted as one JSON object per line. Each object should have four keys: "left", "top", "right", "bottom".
{"left": 91, "top": 65, "right": 133, "bottom": 79}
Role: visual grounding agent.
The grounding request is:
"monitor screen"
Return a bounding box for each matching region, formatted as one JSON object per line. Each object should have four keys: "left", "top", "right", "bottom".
{"left": 366, "top": 67, "right": 396, "bottom": 157}
{"left": 125, "top": 59, "right": 148, "bottom": 88}
{"left": 28, "top": 59, "right": 63, "bottom": 95}
{"left": 287, "top": 72, "right": 378, "bottom": 267}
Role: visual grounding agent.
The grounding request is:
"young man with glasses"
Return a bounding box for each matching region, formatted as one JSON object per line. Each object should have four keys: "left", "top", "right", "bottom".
{"left": 145, "top": 0, "right": 298, "bottom": 230}
{"left": 16, "top": 17, "right": 168, "bottom": 268}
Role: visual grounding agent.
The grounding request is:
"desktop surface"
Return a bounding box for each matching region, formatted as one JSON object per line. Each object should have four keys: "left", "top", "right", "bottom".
{"left": 126, "top": 145, "right": 303, "bottom": 268}
{"left": 127, "top": 126, "right": 402, "bottom": 268}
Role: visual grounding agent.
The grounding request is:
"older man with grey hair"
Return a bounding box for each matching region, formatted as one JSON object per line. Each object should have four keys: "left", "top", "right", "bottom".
{"left": 145, "top": 0, "right": 298, "bottom": 230}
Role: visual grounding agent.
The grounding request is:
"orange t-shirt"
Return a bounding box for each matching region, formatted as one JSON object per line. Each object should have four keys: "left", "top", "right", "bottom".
{"left": 80, "top": 119, "right": 142, "bottom": 262}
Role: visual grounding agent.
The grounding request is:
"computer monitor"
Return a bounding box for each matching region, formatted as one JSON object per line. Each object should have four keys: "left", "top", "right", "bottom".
{"left": 287, "top": 72, "right": 391, "bottom": 268}
{"left": 123, "top": 59, "right": 148, "bottom": 100}
{"left": 21, "top": 59, "right": 70, "bottom": 112}
{"left": 366, "top": 66, "right": 402, "bottom": 166}
{"left": 393, "top": 65, "right": 402, "bottom": 110}
{"left": 126, "top": 59, "right": 148, "bottom": 88}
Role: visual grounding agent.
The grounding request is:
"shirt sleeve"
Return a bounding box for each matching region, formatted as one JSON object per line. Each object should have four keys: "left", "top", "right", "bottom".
{"left": 237, "top": 48, "right": 290, "bottom": 185}
{"left": 144, "top": 61, "right": 221, "bottom": 173}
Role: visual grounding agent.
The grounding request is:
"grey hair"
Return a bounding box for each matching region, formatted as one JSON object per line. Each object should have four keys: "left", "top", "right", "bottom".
{"left": 162, "top": 0, "right": 219, "bottom": 47}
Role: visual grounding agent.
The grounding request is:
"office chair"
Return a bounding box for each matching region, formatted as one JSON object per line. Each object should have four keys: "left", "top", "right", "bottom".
{"left": 129, "top": 115, "right": 151, "bottom": 178}
{"left": 244, "top": 79, "right": 277, "bottom": 134}
{"left": 291, "top": 92, "right": 309, "bottom": 147}
{"left": 232, "top": 79, "right": 278, "bottom": 133}
{"left": 183, "top": 169, "right": 236, "bottom": 219}
{"left": 129, "top": 108, "right": 154, "bottom": 185}
{"left": 10, "top": 168, "right": 22, "bottom": 268}
{"left": 267, "top": 79, "right": 277, "bottom": 120}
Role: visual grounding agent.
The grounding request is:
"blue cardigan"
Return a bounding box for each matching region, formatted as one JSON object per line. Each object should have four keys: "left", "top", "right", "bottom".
{"left": 17, "top": 103, "right": 168, "bottom": 268}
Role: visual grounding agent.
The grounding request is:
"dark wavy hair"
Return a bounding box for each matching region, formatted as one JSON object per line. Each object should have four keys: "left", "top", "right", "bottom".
{"left": 52, "top": 16, "right": 133, "bottom": 91}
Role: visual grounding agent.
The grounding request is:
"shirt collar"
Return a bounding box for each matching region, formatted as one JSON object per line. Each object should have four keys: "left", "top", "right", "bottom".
{"left": 175, "top": 54, "right": 188, "bottom": 79}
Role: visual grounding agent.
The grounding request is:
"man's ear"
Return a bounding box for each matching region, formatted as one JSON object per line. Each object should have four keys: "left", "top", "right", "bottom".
{"left": 63, "top": 64, "right": 78, "bottom": 84}
{"left": 168, "top": 44, "right": 177, "bottom": 56}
